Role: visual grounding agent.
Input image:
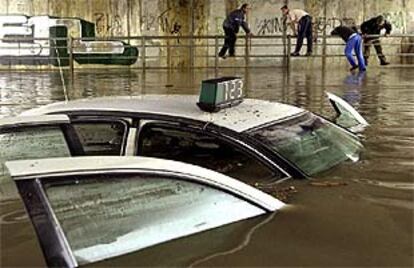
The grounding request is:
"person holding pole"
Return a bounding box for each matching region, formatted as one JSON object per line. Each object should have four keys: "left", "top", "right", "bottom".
{"left": 361, "top": 15, "right": 392, "bottom": 66}
{"left": 280, "top": 5, "right": 313, "bottom": 56}
{"left": 218, "top": 3, "right": 253, "bottom": 59}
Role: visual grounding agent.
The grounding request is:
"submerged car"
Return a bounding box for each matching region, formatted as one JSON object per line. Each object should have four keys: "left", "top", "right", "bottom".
{"left": 2, "top": 92, "right": 368, "bottom": 184}
{"left": 0, "top": 156, "right": 284, "bottom": 267}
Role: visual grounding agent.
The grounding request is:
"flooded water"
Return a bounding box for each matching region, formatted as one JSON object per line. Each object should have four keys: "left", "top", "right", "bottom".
{"left": 0, "top": 66, "right": 413, "bottom": 267}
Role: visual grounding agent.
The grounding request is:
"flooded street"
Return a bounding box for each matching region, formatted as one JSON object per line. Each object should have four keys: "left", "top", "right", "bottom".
{"left": 1, "top": 66, "right": 413, "bottom": 266}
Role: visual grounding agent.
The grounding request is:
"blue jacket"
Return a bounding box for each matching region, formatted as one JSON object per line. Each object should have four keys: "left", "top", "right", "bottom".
{"left": 223, "top": 9, "right": 251, "bottom": 34}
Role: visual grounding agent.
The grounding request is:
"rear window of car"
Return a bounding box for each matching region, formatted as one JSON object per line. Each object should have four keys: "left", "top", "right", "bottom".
{"left": 0, "top": 126, "right": 70, "bottom": 175}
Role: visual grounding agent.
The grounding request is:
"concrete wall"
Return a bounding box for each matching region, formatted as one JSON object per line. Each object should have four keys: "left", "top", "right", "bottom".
{"left": 0, "top": 0, "right": 412, "bottom": 68}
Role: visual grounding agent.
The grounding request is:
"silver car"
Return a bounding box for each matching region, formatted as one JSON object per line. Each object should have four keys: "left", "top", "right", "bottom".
{"left": 1, "top": 93, "right": 368, "bottom": 185}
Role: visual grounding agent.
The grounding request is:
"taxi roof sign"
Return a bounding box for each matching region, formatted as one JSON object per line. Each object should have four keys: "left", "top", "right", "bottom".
{"left": 197, "top": 77, "right": 244, "bottom": 112}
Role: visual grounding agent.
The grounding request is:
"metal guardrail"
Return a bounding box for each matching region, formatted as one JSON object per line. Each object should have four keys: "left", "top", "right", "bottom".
{"left": 0, "top": 34, "right": 413, "bottom": 70}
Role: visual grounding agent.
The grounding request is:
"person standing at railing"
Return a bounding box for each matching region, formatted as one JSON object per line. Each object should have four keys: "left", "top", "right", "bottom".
{"left": 331, "top": 26, "right": 366, "bottom": 72}
{"left": 218, "top": 3, "right": 253, "bottom": 59}
{"left": 361, "top": 15, "right": 392, "bottom": 66}
{"left": 280, "top": 5, "right": 313, "bottom": 57}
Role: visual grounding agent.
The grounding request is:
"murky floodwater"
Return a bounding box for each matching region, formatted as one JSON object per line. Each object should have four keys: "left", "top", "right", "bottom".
{"left": 0, "top": 66, "right": 413, "bottom": 267}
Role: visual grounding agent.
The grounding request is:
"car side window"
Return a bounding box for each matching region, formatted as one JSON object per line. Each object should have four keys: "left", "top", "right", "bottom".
{"left": 137, "top": 125, "right": 284, "bottom": 184}
{"left": 71, "top": 121, "right": 127, "bottom": 156}
{"left": 0, "top": 126, "right": 70, "bottom": 175}
{"left": 42, "top": 173, "right": 265, "bottom": 265}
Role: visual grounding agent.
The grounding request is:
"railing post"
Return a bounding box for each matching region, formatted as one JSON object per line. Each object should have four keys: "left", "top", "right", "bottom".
{"left": 69, "top": 37, "right": 74, "bottom": 74}
{"left": 287, "top": 35, "right": 291, "bottom": 69}
{"left": 282, "top": 33, "right": 287, "bottom": 67}
{"left": 189, "top": 35, "right": 195, "bottom": 69}
{"left": 141, "top": 36, "right": 146, "bottom": 70}
{"left": 215, "top": 35, "right": 219, "bottom": 71}
{"left": 167, "top": 37, "right": 171, "bottom": 68}
{"left": 245, "top": 35, "right": 250, "bottom": 67}
{"left": 322, "top": 26, "right": 327, "bottom": 71}
{"left": 322, "top": 0, "right": 327, "bottom": 71}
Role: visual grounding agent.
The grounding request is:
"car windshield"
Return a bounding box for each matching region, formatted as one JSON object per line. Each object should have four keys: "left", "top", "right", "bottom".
{"left": 248, "top": 112, "right": 363, "bottom": 176}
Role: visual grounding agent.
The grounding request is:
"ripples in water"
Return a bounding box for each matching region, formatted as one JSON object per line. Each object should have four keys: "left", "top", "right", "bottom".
{"left": 362, "top": 196, "right": 414, "bottom": 210}
{"left": 353, "top": 179, "right": 414, "bottom": 190}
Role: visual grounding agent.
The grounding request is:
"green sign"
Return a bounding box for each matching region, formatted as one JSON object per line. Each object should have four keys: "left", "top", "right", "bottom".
{"left": 197, "top": 77, "right": 244, "bottom": 112}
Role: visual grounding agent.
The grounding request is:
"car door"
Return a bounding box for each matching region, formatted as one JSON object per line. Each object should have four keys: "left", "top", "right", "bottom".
{"left": 326, "top": 92, "right": 369, "bottom": 133}
{"left": 6, "top": 156, "right": 284, "bottom": 267}
{"left": 135, "top": 120, "right": 291, "bottom": 185}
{"left": 0, "top": 114, "right": 78, "bottom": 267}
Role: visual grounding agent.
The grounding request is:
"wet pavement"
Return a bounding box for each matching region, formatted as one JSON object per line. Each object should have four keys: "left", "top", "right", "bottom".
{"left": 0, "top": 66, "right": 413, "bottom": 266}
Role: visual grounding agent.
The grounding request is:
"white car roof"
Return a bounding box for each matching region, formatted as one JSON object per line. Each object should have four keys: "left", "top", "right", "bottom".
{"left": 0, "top": 114, "right": 70, "bottom": 128}
{"left": 5, "top": 156, "right": 284, "bottom": 212}
{"left": 22, "top": 95, "right": 304, "bottom": 132}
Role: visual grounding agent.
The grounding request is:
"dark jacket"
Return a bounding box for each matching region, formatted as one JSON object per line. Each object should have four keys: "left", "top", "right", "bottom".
{"left": 331, "top": 26, "right": 358, "bottom": 42}
{"left": 223, "top": 9, "right": 250, "bottom": 34}
{"left": 361, "top": 16, "right": 392, "bottom": 35}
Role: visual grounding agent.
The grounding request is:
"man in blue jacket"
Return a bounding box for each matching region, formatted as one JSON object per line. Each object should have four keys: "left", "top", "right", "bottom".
{"left": 218, "top": 3, "right": 252, "bottom": 59}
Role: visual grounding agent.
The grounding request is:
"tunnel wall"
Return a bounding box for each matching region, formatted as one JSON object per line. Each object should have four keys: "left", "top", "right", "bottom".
{"left": 0, "top": 0, "right": 412, "bottom": 68}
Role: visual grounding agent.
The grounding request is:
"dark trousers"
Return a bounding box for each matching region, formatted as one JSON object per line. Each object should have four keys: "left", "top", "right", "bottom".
{"left": 219, "top": 27, "right": 237, "bottom": 57}
{"left": 363, "top": 38, "right": 387, "bottom": 64}
{"left": 294, "top": 15, "right": 313, "bottom": 53}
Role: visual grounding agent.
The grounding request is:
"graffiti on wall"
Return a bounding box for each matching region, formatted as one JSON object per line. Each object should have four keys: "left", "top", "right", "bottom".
{"left": 94, "top": 13, "right": 123, "bottom": 36}
{"left": 214, "top": 16, "right": 225, "bottom": 34}
{"left": 313, "top": 17, "right": 356, "bottom": 33}
{"left": 255, "top": 17, "right": 285, "bottom": 35}
{"left": 0, "top": 15, "right": 138, "bottom": 66}
{"left": 254, "top": 13, "right": 407, "bottom": 36}
{"left": 141, "top": 7, "right": 182, "bottom": 35}
{"left": 254, "top": 16, "right": 355, "bottom": 35}
{"left": 383, "top": 11, "right": 406, "bottom": 33}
